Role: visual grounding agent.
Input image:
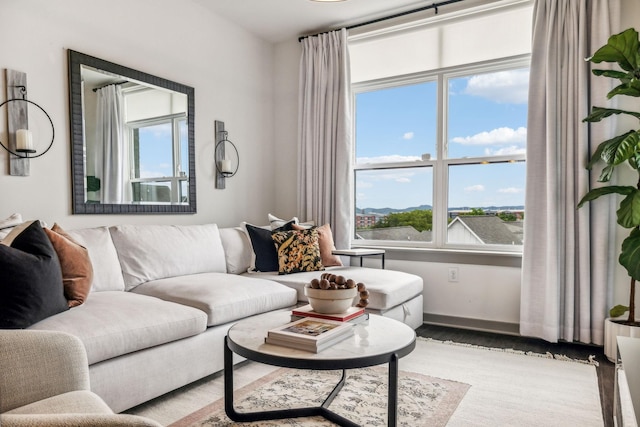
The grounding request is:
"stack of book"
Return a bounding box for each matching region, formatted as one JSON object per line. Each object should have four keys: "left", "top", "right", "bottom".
{"left": 265, "top": 317, "right": 354, "bottom": 353}
{"left": 290, "top": 304, "right": 368, "bottom": 324}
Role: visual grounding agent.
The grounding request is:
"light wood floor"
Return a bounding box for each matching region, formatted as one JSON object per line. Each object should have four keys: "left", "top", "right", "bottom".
{"left": 417, "top": 324, "right": 614, "bottom": 427}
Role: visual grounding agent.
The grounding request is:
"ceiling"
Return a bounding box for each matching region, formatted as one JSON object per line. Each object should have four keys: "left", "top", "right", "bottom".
{"left": 194, "top": 0, "right": 471, "bottom": 44}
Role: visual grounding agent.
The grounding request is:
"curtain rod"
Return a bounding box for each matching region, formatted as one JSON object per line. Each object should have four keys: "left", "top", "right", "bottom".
{"left": 92, "top": 81, "right": 128, "bottom": 92}
{"left": 298, "top": 0, "right": 466, "bottom": 42}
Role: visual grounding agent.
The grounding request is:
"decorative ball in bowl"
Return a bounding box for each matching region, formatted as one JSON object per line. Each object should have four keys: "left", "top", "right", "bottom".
{"left": 304, "top": 273, "right": 368, "bottom": 314}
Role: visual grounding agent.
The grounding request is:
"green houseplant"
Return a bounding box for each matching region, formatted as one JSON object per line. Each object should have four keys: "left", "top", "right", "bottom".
{"left": 578, "top": 28, "right": 640, "bottom": 349}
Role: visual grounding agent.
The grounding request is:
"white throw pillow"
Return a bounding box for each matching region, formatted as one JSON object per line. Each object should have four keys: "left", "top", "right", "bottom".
{"left": 65, "top": 226, "right": 127, "bottom": 292}
{"left": 219, "top": 227, "right": 253, "bottom": 274}
{"left": 268, "top": 213, "right": 299, "bottom": 230}
{"left": 110, "top": 224, "right": 227, "bottom": 291}
{"left": 0, "top": 213, "right": 23, "bottom": 240}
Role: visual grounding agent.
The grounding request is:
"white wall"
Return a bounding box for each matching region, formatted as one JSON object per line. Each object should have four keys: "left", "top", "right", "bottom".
{"left": 0, "top": 0, "right": 287, "bottom": 229}
{"left": 272, "top": 39, "right": 301, "bottom": 218}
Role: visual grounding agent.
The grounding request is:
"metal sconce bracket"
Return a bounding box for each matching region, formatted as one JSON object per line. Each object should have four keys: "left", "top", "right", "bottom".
{"left": 214, "top": 120, "right": 239, "bottom": 189}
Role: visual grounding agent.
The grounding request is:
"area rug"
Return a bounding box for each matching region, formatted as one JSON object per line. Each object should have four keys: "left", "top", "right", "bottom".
{"left": 169, "top": 366, "right": 470, "bottom": 426}
{"left": 133, "top": 337, "right": 603, "bottom": 426}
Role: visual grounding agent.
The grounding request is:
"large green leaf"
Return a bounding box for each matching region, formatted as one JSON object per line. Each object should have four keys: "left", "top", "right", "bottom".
{"left": 584, "top": 106, "right": 640, "bottom": 122}
{"left": 598, "top": 164, "right": 615, "bottom": 182}
{"left": 577, "top": 185, "right": 636, "bottom": 208}
{"left": 618, "top": 190, "right": 640, "bottom": 228}
{"left": 611, "top": 304, "right": 630, "bottom": 318}
{"left": 588, "top": 28, "right": 640, "bottom": 72}
{"left": 600, "top": 131, "right": 640, "bottom": 165}
{"left": 607, "top": 80, "right": 640, "bottom": 98}
{"left": 620, "top": 228, "right": 640, "bottom": 280}
{"left": 592, "top": 69, "right": 631, "bottom": 79}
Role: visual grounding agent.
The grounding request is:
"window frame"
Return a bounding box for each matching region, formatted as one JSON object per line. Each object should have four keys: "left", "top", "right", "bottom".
{"left": 351, "top": 54, "right": 530, "bottom": 253}
{"left": 126, "top": 113, "right": 188, "bottom": 204}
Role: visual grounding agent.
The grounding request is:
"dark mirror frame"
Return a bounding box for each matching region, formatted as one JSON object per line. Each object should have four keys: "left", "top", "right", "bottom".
{"left": 67, "top": 49, "right": 196, "bottom": 214}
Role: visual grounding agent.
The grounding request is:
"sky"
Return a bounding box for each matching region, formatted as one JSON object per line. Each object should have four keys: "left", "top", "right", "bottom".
{"left": 355, "top": 68, "right": 529, "bottom": 210}
{"left": 137, "top": 120, "right": 188, "bottom": 179}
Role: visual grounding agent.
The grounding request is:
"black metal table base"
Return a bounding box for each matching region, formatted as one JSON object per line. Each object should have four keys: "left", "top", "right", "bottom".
{"left": 224, "top": 336, "right": 399, "bottom": 426}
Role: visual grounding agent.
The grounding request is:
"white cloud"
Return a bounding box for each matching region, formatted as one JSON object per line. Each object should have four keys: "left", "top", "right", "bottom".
{"left": 356, "top": 154, "right": 421, "bottom": 164}
{"left": 498, "top": 187, "right": 523, "bottom": 194}
{"left": 356, "top": 181, "right": 373, "bottom": 189}
{"left": 403, "top": 132, "right": 414, "bottom": 140}
{"left": 465, "top": 184, "right": 485, "bottom": 192}
{"left": 396, "top": 177, "right": 411, "bottom": 183}
{"left": 140, "top": 164, "right": 170, "bottom": 178}
{"left": 451, "top": 127, "right": 527, "bottom": 146}
{"left": 483, "top": 146, "right": 527, "bottom": 156}
{"left": 464, "top": 69, "right": 530, "bottom": 104}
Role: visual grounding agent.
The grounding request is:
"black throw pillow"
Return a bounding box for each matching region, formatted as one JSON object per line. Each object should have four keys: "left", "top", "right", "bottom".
{"left": 0, "top": 221, "right": 69, "bottom": 329}
{"left": 245, "top": 221, "right": 294, "bottom": 272}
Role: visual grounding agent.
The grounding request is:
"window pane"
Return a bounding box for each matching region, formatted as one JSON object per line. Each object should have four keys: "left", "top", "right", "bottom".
{"left": 355, "top": 167, "right": 432, "bottom": 242}
{"left": 135, "top": 123, "right": 173, "bottom": 178}
{"left": 447, "top": 68, "right": 529, "bottom": 159}
{"left": 356, "top": 82, "right": 437, "bottom": 164}
{"left": 447, "top": 162, "right": 524, "bottom": 246}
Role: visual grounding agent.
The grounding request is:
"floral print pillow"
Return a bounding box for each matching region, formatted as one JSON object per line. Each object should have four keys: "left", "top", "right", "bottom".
{"left": 271, "top": 228, "right": 324, "bottom": 275}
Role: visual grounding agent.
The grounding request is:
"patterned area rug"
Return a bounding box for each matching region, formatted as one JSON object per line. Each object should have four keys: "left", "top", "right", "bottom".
{"left": 169, "top": 366, "right": 470, "bottom": 426}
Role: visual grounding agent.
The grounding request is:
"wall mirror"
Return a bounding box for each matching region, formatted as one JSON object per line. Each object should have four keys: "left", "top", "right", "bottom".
{"left": 68, "top": 50, "right": 196, "bottom": 214}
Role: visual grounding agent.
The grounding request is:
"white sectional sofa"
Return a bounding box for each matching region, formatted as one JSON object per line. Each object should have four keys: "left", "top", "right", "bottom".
{"left": 15, "top": 223, "right": 423, "bottom": 413}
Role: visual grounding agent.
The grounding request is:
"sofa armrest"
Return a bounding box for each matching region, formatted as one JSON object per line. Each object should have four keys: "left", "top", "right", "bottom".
{"left": 0, "top": 330, "right": 90, "bottom": 413}
{"left": 0, "top": 414, "right": 162, "bottom": 427}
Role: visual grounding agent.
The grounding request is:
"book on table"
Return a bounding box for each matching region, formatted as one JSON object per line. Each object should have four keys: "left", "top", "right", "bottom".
{"left": 291, "top": 304, "right": 365, "bottom": 322}
{"left": 265, "top": 317, "right": 354, "bottom": 352}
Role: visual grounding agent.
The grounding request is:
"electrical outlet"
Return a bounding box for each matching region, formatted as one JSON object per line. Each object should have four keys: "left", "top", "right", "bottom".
{"left": 448, "top": 267, "right": 459, "bottom": 282}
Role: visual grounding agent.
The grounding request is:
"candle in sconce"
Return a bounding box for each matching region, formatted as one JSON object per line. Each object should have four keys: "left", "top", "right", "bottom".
{"left": 220, "top": 159, "right": 232, "bottom": 173}
{"left": 16, "top": 129, "right": 33, "bottom": 151}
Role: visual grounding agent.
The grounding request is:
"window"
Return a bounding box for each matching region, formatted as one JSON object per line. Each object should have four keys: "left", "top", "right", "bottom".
{"left": 127, "top": 114, "right": 188, "bottom": 204}
{"left": 353, "top": 60, "right": 528, "bottom": 251}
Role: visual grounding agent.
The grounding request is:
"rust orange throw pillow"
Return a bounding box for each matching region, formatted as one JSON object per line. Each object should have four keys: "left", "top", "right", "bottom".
{"left": 293, "top": 223, "right": 342, "bottom": 267}
{"left": 44, "top": 224, "right": 94, "bottom": 307}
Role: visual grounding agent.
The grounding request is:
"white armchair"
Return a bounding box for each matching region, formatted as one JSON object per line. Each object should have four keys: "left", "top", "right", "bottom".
{"left": 0, "top": 329, "right": 161, "bottom": 427}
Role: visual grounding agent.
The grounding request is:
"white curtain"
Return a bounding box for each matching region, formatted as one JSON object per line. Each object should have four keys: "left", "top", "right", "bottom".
{"left": 96, "top": 84, "right": 130, "bottom": 204}
{"left": 298, "top": 29, "right": 352, "bottom": 250}
{"left": 520, "top": 0, "right": 620, "bottom": 344}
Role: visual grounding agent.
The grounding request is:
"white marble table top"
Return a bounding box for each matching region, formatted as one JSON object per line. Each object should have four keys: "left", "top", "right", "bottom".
{"left": 227, "top": 310, "right": 416, "bottom": 367}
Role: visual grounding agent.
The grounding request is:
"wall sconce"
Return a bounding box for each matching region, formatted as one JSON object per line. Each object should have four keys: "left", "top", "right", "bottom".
{"left": 0, "top": 70, "right": 55, "bottom": 176}
{"left": 214, "top": 120, "right": 239, "bottom": 189}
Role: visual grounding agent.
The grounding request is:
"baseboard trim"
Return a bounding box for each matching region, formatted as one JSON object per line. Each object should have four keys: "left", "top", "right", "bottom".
{"left": 423, "top": 313, "right": 520, "bottom": 336}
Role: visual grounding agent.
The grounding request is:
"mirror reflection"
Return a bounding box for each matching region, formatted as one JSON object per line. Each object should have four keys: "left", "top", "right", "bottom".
{"left": 68, "top": 50, "right": 196, "bottom": 214}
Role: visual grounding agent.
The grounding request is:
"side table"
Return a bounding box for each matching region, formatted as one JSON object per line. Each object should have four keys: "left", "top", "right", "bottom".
{"left": 332, "top": 248, "right": 385, "bottom": 269}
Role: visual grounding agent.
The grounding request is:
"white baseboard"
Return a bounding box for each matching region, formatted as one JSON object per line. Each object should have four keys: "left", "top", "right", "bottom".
{"left": 422, "top": 313, "right": 520, "bottom": 336}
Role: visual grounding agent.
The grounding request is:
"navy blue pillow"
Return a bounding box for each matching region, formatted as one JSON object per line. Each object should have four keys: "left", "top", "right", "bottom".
{"left": 0, "top": 221, "right": 69, "bottom": 329}
{"left": 245, "top": 221, "right": 294, "bottom": 272}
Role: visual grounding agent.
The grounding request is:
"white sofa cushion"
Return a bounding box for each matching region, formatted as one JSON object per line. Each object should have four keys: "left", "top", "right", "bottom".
{"left": 131, "top": 272, "right": 297, "bottom": 326}
{"left": 110, "top": 224, "right": 227, "bottom": 291}
{"left": 29, "top": 292, "right": 207, "bottom": 365}
{"left": 65, "top": 226, "right": 126, "bottom": 292}
{"left": 247, "top": 266, "right": 423, "bottom": 311}
{"left": 219, "top": 227, "right": 252, "bottom": 274}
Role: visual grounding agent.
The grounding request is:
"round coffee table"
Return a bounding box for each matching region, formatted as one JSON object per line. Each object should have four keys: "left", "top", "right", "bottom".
{"left": 224, "top": 310, "right": 416, "bottom": 426}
